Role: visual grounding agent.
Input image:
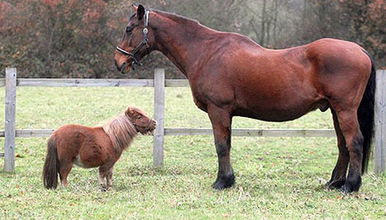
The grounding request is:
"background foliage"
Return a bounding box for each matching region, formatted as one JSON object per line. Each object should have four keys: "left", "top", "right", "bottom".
{"left": 0, "top": 0, "right": 385, "bottom": 78}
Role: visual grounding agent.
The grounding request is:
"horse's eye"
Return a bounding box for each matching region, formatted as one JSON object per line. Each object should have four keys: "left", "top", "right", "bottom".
{"left": 126, "top": 26, "right": 134, "bottom": 33}
{"left": 137, "top": 115, "right": 143, "bottom": 120}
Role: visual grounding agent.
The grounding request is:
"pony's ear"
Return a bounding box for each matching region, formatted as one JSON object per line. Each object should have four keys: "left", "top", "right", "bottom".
{"left": 125, "top": 107, "right": 135, "bottom": 117}
{"left": 136, "top": 4, "right": 145, "bottom": 20}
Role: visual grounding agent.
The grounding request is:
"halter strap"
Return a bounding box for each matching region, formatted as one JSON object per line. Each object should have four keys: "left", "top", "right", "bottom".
{"left": 144, "top": 10, "right": 149, "bottom": 27}
{"left": 116, "top": 9, "right": 150, "bottom": 70}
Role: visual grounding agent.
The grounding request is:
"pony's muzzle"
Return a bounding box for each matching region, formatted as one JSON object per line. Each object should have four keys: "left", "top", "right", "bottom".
{"left": 149, "top": 120, "right": 157, "bottom": 135}
{"left": 143, "top": 119, "right": 156, "bottom": 136}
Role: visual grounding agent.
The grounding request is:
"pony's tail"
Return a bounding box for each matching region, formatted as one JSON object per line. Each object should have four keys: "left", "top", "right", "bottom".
{"left": 43, "top": 136, "right": 59, "bottom": 189}
{"left": 358, "top": 50, "right": 376, "bottom": 174}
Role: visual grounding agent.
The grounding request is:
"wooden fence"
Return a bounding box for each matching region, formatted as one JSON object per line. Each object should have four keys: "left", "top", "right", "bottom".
{"left": 1, "top": 68, "right": 385, "bottom": 174}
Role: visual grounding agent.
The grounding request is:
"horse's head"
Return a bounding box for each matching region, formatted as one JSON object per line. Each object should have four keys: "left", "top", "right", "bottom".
{"left": 125, "top": 106, "right": 156, "bottom": 135}
{"left": 114, "top": 4, "right": 154, "bottom": 74}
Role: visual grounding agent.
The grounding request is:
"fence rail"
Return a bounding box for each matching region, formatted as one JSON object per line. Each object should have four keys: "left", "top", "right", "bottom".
{"left": 0, "top": 128, "right": 336, "bottom": 138}
{"left": 2, "top": 68, "right": 386, "bottom": 174}
{"left": 0, "top": 78, "right": 189, "bottom": 87}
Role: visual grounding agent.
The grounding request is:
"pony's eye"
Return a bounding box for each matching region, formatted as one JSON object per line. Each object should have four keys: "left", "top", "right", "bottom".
{"left": 137, "top": 115, "right": 143, "bottom": 120}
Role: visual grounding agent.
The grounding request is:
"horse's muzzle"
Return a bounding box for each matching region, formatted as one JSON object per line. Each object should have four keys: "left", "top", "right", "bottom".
{"left": 115, "top": 61, "right": 131, "bottom": 74}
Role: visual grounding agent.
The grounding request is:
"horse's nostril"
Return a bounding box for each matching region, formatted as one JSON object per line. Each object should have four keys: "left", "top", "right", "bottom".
{"left": 114, "top": 60, "right": 121, "bottom": 71}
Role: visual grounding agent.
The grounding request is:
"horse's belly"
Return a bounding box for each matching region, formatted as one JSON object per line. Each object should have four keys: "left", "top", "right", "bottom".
{"left": 234, "top": 99, "right": 328, "bottom": 122}
{"left": 234, "top": 107, "right": 306, "bottom": 121}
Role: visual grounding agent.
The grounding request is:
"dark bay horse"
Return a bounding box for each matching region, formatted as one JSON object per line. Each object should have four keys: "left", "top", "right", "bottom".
{"left": 43, "top": 106, "right": 156, "bottom": 190}
{"left": 114, "top": 4, "right": 376, "bottom": 193}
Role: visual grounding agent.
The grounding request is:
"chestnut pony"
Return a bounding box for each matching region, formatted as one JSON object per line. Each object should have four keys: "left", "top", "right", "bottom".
{"left": 114, "top": 5, "right": 376, "bottom": 193}
{"left": 43, "top": 106, "right": 156, "bottom": 190}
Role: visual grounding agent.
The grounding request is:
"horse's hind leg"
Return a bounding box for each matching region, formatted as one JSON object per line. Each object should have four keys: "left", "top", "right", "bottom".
{"left": 333, "top": 109, "right": 363, "bottom": 193}
{"left": 327, "top": 110, "right": 349, "bottom": 189}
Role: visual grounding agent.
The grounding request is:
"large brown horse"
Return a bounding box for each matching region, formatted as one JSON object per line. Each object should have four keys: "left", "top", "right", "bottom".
{"left": 114, "top": 4, "right": 376, "bottom": 193}
{"left": 43, "top": 106, "right": 156, "bottom": 190}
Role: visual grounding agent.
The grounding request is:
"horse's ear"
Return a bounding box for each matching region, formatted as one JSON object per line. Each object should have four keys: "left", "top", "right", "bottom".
{"left": 131, "top": 3, "right": 138, "bottom": 12}
{"left": 136, "top": 4, "right": 145, "bottom": 20}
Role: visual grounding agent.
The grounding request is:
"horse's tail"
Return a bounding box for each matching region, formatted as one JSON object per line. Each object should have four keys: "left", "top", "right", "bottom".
{"left": 358, "top": 50, "right": 376, "bottom": 174}
{"left": 43, "top": 136, "right": 59, "bottom": 189}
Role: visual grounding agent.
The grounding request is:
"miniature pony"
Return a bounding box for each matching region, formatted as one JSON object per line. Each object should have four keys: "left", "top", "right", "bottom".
{"left": 43, "top": 106, "right": 156, "bottom": 190}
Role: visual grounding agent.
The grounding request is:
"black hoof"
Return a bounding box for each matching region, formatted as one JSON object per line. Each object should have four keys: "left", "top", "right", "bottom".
{"left": 339, "top": 182, "right": 360, "bottom": 194}
{"left": 339, "top": 184, "right": 353, "bottom": 194}
{"left": 326, "top": 179, "right": 345, "bottom": 190}
{"left": 340, "top": 174, "right": 361, "bottom": 193}
{"left": 212, "top": 174, "right": 235, "bottom": 190}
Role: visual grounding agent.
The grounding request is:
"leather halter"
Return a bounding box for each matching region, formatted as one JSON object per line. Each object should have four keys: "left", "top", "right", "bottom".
{"left": 116, "top": 10, "right": 150, "bottom": 70}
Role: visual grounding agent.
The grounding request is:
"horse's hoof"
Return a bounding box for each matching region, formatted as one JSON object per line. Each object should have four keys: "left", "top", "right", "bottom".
{"left": 326, "top": 179, "right": 345, "bottom": 189}
{"left": 211, "top": 174, "right": 235, "bottom": 190}
{"left": 339, "top": 184, "right": 352, "bottom": 194}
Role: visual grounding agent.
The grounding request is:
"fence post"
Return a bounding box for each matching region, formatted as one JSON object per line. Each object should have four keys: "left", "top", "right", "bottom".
{"left": 4, "top": 68, "right": 16, "bottom": 172}
{"left": 153, "top": 68, "right": 165, "bottom": 167}
{"left": 375, "top": 70, "right": 386, "bottom": 174}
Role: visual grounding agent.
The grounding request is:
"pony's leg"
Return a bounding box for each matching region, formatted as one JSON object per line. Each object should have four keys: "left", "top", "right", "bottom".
{"left": 59, "top": 160, "right": 73, "bottom": 187}
{"left": 327, "top": 110, "right": 349, "bottom": 189}
{"left": 98, "top": 167, "right": 108, "bottom": 191}
{"left": 334, "top": 110, "right": 363, "bottom": 193}
{"left": 106, "top": 167, "right": 114, "bottom": 188}
{"left": 99, "top": 164, "right": 114, "bottom": 191}
{"left": 207, "top": 105, "right": 235, "bottom": 190}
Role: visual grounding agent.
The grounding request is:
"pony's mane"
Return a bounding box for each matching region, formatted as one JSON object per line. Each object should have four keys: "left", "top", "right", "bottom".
{"left": 102, "top": 114, "right": 137, "bottom": 152}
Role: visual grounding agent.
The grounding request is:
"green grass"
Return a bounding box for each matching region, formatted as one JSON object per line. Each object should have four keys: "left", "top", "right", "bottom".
{"left": 0, "top": 87, "right": 385, "bottom": 219}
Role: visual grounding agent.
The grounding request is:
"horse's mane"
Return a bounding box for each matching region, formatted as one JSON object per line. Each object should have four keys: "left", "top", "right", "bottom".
{"left": 152, "top": 9, "right": 221, "bottom": 38}
{"left": 153, "top": 9, "right": 201, "bottom": 27}
{"left": 102, "top": 114, "right": 137, "bottom": 152}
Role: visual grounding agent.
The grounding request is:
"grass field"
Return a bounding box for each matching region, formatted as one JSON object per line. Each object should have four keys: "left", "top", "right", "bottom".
{"left": 0, "top": 87, "right": 385, "bottom": 219}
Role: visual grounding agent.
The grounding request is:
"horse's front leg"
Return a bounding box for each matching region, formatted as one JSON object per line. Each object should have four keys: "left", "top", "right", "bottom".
{"left": 208, "top": 105, "right": 235, "bottom": 190}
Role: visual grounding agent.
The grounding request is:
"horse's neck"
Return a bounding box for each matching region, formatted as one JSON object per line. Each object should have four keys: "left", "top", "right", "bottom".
{"left": 151, "top": 11, "right": 216, "bottom": 76}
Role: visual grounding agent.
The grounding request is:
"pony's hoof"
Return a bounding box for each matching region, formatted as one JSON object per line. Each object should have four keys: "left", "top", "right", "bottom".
{"left": 100, "top": 186, "right": 109, "bottom": 192}
{"left": 212, "top": 174, "right": 235, "bottom": 190}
